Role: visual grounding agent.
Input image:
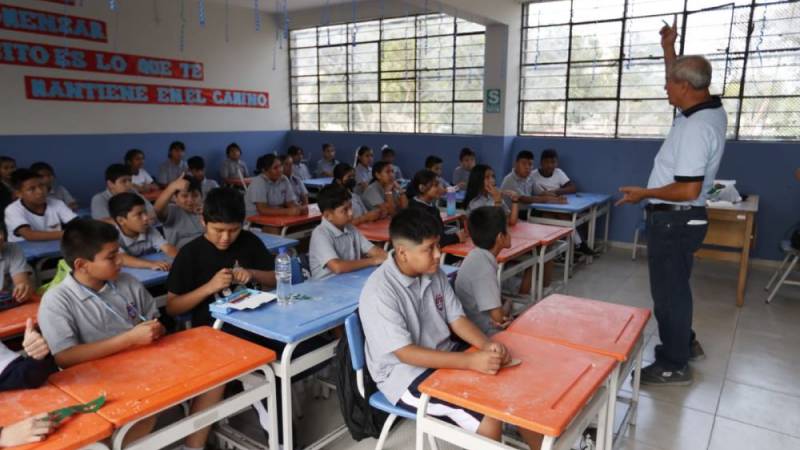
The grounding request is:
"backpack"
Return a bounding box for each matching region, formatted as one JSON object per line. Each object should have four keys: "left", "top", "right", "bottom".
{"left": 334, "top": 317, "right": 388, "bottom": 441}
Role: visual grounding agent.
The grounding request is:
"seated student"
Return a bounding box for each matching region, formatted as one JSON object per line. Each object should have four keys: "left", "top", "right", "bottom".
{"left": 361, "top": 161, "right": 408, "bottom": 214}
{"left": 315, "top": 143, "right": 339, "bottom": 178}
{"left": 245, "top": 154, "right": 306, "bottom": 217}
{"left": 353, "top": 145, "right": 374, "bottom": 193}
{"left": 310, "top": 184, "right": 387, "bottom": 280}
{"left": 455, "top": 206, "right": 514, "bottom": 336}
{"left": 0, "top": 156, "right": 15, "bottom": 216}
{"left": 124, "top": 148, "right": 158, "bottom": 193}
{"left": 463, "top": 165, "right": 519, "bottom": 225}
{"left": 187, "top": 156, "right": 219, "bottom": 199}
{"left": 154, "top": 176, "right": 204, "bottom": 249}
{"left": 332, "top": 163, "right": 385, "bottom": 226}
{"left": 280, "top": 155, "right": 309, "bottom": 206}
{"left": 359, "top": 209, "right": 543, "bottom": 450}
{"left": 453, "top": 147, "right": 477, "bottom": 190}
{"left": 501, "top": 151, "right": 566, "bottom": 211}
{"left": 157, "top": 141, "right": 188, "bottom": 186}
{"left": 38, "top": 219, "right": 223, "bottom": 449}
{"left": 0, "top": 412, "right": 57, "bottom": 447}
{"left": 91, "top": 164, "right": 156, "bottom": 223}
{"left": 425, "top": 155, "right": 451, "bottom": 188}
{"left": 5, "top": 169, "right": 77, "bottom": 242}
{"left": 407, "top": 170, "right": 466, "bottom": 247}
{"left": 380, "top": 145, "right": 404, "bottom": 181}
{"left": 220, "top": 142, "right": 250, "bottom": 185}
{"left": 0, "top": 222, "right": 34, "bottom": 303}
{"left": 287, "top": 145, "right": 311, "bottom": 180}
{"left": 0, "top": 319, "right": 57, "bottom": 393}
{"left": 29, "top": 162, "right": 77, "bottom": 211}
{"left": 108, "top": 193, "right": 176, "bottom": 271}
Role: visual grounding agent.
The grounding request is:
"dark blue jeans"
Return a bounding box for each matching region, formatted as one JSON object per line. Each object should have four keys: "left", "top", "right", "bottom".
{"left": 646, "top": 208, "right": 708, "bottom": 370}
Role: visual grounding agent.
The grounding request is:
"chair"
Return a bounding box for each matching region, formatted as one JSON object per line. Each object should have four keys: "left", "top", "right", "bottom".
{"left": 344, "top": 313, "right": 438, "bottom": 450}
{"left": 631, "top": 208, "right": 647, "bottom": 260}
{"left": 765, "top": 240, "right": 800, "bottom": 303}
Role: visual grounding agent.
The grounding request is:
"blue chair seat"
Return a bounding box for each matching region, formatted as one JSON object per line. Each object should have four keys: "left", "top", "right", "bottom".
{"left": 780, "top": 240, "right": 800, "bottom": 255}
{"left": 369, "top": 392, "right": 416, "bottom": 420}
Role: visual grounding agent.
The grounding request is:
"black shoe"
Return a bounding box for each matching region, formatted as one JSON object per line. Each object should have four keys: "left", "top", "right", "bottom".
{"left": 640, "top": 362, "right": 692, "bottom": 386}
{"left": 576, "top": 243, "right": 599, "bottom": 257}
{"left": 689, "top": 339, "right": 706, "bottom": 361}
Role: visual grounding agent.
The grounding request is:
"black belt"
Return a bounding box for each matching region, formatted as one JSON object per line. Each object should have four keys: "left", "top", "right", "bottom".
{"left": 645, "top": 203, "right": 705, "bottom": 212}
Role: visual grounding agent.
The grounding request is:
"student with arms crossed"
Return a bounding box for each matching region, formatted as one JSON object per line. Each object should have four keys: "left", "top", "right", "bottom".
{"left": 108, "top": 193, "right": 176, "bottom": 270}
{"left": 315, "top": 143, "right": 338, "bottom": 178}
{"left": 220, "top": 143, "right": 249, "bottom": 186}
{"left": 280, "top": 155, "right": 309, "bottom": 206}
{"left": 5, "top": 169, "right": 76, "bottom": 242}
{"left": 154, "top": 176, "right": 204, "bottom": 249}
{"left": 286, "top": 146, "right": 312, "bottom": 181}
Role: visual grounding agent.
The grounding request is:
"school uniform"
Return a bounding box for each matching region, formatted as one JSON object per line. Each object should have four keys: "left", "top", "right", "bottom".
{"left": 351, "top": 192, "right": 369, "bottom": 218}
{"left": 408, "top": 197, "right": 459, "bottom": 247}
{"left": 157, "top": 159, "right": 188, "bottom": 185}
{"left": 90, "top": 190, "right": 155, "bottom": 220}
{"left": 361, "top": 182, "right": 401, "bottom": 211}
{"left": 309, "top": 218, "right": 374, "bottom": 280}
{"left": 437, "top": 176, "right": 451, "bottom": 189}
{"left": 0, "top": 242, "right": 31, "bottom": 292}
{"left": 131, "top": 168, "right": 155, "bottom": 187}
{"left": 455, "top": 247, "right": 502, "bottom": 336}
{"left": 199, "top": 178, "right": 220, "bottom": 198}
{"left": 452, "top": 166, "right": 470, "bottom": 187}
{"left": 287, "top": 174, "right": 308, "bottom": 203}
{"left": 354, "top": 165, "right": 372, "bottom": 186}
{"left": 221, "top": 159, "right": 250, "bottom": 181}
{"left": 49, "top": 183, "right": 76, "bottom": 207}
{"left": 117, "top": 226, "right": 167, "bottom": 257}
{"left": 391, "top": 164, "right": 404, "bottom": 181}
{"left": 39, "top": 273, "right": 159, "bottom": 356}
{"left": 163, "top": 204, "right": 203, "bottom": 249}
{"left": 359, "top": 255, "right": 483, "bottom": 431}
{"left": 315, "top": 159, "right": 339, "bottom": 177}
{"left": 293, "top": 162, "right": 312, "bottom": 180}
{"left": 4, "top": 198, "right": 77, "bottom": 243}
{"left": 467, "top": 193, "right": 509, "bottom": 214}
{"left": 500, "top": 171, "right": 534, "bottom": 211}
{"left": 531, "top": 168, "right": 570, "bottom": 194}
{"left": 0, "top": 341, "right": 57, "bottom": 392}
{"left": 244, "top": 175, "right": 297, "bottom": 217}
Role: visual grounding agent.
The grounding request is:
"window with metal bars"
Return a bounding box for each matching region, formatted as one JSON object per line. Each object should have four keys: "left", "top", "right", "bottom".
{"left": 289, "top": 13, "right": 486, "bottom": 135}
{"left": 520, "top": 0, "right": 800, "bottom": 141}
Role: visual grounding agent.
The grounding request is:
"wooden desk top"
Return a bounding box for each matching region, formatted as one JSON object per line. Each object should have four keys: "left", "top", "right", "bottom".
{"left": 0, "top": 296, "right": 41, "bottom": 339}
{"left": 247, "top": 203, "right": 322, "bottom": 227}
{"left": 707, "top": 194, "right": 759, "bottom": 213}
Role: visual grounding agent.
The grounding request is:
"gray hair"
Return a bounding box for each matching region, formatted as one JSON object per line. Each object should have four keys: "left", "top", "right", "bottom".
{"left": 669, "top": 55, "right": 712, "bottom": 90}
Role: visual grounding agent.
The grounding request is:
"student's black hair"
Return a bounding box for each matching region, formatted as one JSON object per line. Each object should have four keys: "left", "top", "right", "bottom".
{"left": 168, "top": 141, "right": 186, "bottom": 156}
{"left": 0, "top": 219, "right": 7, "bottom": 238}
{"left": 390, "top": 208, "right": 442, "bottom": 246}
{"left": 355, "top": 145, "right": 372, "bottom": 166}
{"left": 104, "top": 163, "right": 131, "bottom": 183}
{"left": 317, "top": 184, "right": 352, "bottom": 212}
{"left": 256, "top": 154, "right": 279, "bottom": 173}
{"left": 61, "top": 218, "right": 120, "bottom": 269}
{"left": 29, "top": 162, "right": 55, "bottom": 175}
{"left": 181, "top": 175, "right": 202, "bottom": 194}
{"left": 287, "top": 145, "right": 303, "bottom": 158}
{"left": 516, "top": 150, "right": 534, "bottom": 162}
{"left": 123, "top": 148, "right": 144, "bottom": 164}
{"left": 425, "top": 155, "right": 443, "bottom": 169}
{"left": 322, "top": 143, "right": 334, "bottom": 151}
{"left": 226, "top": 142, "right": 241, "bottom": 156}
{"left": 381, "top": 146, "right": 395, "bottom": 157}
{"left": 0, "top": 156, "right": 15, "bottom": 166}
{"left": 463, "top": 164, "right": 493, "bottom": 208}
{"left": 332, "top": 163, "right": 353, "bottom": 182}
{"left": 468, "top": 206, "right": 507, "bottom": 250}
{"left": 10, "top": 168, "right": 41, "bottom": 190}
{"left": 459, "top": 147, "right": 476, "bottom": 161}
{"left": 108, "top": 192, "right": 145, "bottom": 222}
{"left": 278, "top": 154, "right": 290, "bottom": 164}
{"left": 187, "top": 155, "right": 205, "bottom": 171}
{"left": 541, "top": 148, "right": 558, "bottom": 162}
{"left": 370, "top": 161, "right": 392, "bottom": 183}
{"left": 411, "top": 169, "right": 438, "bottom": 196}
{"left": 203, "top": 187, "right": 245, "bottom": 224}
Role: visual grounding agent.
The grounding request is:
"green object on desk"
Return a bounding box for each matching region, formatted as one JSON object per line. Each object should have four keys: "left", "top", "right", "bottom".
{"left": 48, "top": 393, "right": 106, "bottom": 425}
{"left": 289, "top": 293, "right": 313, "bottom": 301}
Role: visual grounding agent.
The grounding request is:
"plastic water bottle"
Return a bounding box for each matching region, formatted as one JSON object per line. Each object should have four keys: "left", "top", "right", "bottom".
{"left": 276, "top": 247, "right": 292, "bottom": 305}
{"left": 446, "top": 186, "right": 457, "bottom": 217}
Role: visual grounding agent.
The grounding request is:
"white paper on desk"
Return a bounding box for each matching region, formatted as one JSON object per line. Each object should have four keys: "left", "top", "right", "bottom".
{"left": 227, "top": 292, "right": 277, "bottom": 311}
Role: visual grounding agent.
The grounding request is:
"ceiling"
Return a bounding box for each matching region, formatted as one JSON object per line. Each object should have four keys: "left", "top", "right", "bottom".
{"left": 209, "top": 0, "right": 360, "bottom": 13}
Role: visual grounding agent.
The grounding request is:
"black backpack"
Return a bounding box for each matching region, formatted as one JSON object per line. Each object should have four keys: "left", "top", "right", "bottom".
{"left": 334, "top": 318, "right": 389, "bottom": 441}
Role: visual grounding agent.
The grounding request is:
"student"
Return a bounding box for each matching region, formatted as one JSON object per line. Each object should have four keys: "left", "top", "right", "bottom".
{"left": 453, "top": 147, "right": 477, "bottom": 190}
{"left": 315, "top": 143, "right": 339, "bottom": 178}
{"left": 124, "top": 148, "right": 158, "bottom": 193}
{"left": 91, "top": 164, "right": 156, "bottom": 222}
{"left": 380, "top": 145, "right": 404, "bottom": 181}
{"left": 29, "top": 162, "right": 77, "bottom": 210}
{"left": 187, "top": 156, "right": 219, "bottom": 199}
{"left": 455, "top": 206, "right": 514, "bottom": 336}
{"left": 5, "top": 169, "right": 77, "bottom": 242}
{"left": 0, "top": 411, "right": 57, "bottom": 447}
{"left": 108, "top": 193, "right": 176, "bottom": 270}
{"left": 280, "top": 155, "right": 309, "bottom": 206}
{"left": 332, "top": 163, "right": 385, "bottom": 226}
{"left": 309, "top": 184, "right": 387, "bottom": 280}
{"left": 0, "top": 156, "right": 14, "bottom": 216}
{"left": 359, "top": 209, "right": 543, "bottom": 450}
{"left": 38, "top": 219, "right": 223, "bottom": 449}
{"left": 0, "top": 222, "right": 34, "bottom": 303}
{"left": 287, "top": 145, "right": 311, "bottom": 180}
{"left": 463, "top": 165, "right": 520, "bottom": 226}
{"left": 353, "top": 145, "right": 374, "bottom": 193}
{"left": 501, "top": 151, "right": 566, "bottom": 211}
{"left": 220, "top": 142, "right": 250, "bottom": 185}
{"left": 361, "top": 161, "right": 408, "bottom": 214}
{"left": 157, "top": 141, "right": 188, "bottom": 186}
{"left": 154, "top": 176, "right": 204, "bottom": 249}
{"left": 425, "top": 155, "right": 451, "bottom": 188}
{"left": 1, "top": 319, "right": 57, "bottom": 393}
{"left": 244, "top": 154, "right": 305, "bottom": 217}
{"left": 407, "top": 170, "right": 466, "bottom": 247}
{"left": 166, "top": 188, "right": 275, "bottom": 328}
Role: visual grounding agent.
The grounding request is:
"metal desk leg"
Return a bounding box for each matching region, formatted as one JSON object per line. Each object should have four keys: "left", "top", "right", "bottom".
{"left": 537, "top": 245, "right": 547, "bottom": 301}
{"left": 588, "top": 206, "right": 597, "bottom": 264}
{"left": 603, "top": 201, "right": 611, "bottom": 253}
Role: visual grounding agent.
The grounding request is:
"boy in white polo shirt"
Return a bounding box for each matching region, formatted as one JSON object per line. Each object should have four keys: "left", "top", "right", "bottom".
{"left": 359, "top": 209, "right": 543, "bottom": 448}
{"left": 4, "top": 169, "right": 77, "bottom": 242}
{"left": 309, "top": 184, "right": 386, "bottom": 280}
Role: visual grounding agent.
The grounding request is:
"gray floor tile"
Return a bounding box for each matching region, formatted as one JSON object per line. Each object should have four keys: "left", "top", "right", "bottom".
{"left": 717, "top": 380, "right": 800, "bottom": 438}
{"left": 708, "top": 417, "right": 800, "bottom": 450}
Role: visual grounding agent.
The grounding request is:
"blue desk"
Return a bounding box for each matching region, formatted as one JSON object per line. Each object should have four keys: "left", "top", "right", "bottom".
{"left": 252, "top": 231, "right": 299, "bottom": 254}
{"left": 18, "top": 240, "right": 62, "bottom": 284}
{"left": 121, "top": 253, "right": 170, "bottom": 288}
{"left": 303, "top": 177, "right": 332, "bottom": 191}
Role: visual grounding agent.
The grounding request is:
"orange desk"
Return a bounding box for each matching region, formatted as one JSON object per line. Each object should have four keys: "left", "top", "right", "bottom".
{"left": 227, "top": 177, "right": 252, "bottom": 187}
{"left": 0, "top": 385, "right": 112, "bottom": 450}
{"left": 247, "top": 203, "right": 322, "bottom": 238}
{"left": 0, "top": 296, "right": 41, "bottom": 340}
{"left": 140, "top": 189, "right": 161, "bottom": 202}
{"left": 50, "top": 327, "right": 279, "bottom": 450}
{"left": 508, "top": 294, "right": 651, "bottom": 449}
{"left": 416, "top": 331, "right": 615, "bottom": 450}
{"left": 357, "top": 212, "right": 464, "bottom": 249}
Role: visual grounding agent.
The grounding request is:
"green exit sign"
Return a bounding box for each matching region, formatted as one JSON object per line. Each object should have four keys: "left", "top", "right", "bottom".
{"left": 485, "top": 89, "right": 501, "bottom": 113}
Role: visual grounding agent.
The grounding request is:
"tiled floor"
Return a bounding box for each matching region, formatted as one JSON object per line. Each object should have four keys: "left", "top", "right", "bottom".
{"left": 232, "top": 248, "right": 800, "bottom": 450}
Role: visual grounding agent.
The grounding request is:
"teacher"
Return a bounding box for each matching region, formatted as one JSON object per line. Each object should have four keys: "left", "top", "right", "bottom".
{"left": 616, "top": 19, "right": 726, "bottom": 386}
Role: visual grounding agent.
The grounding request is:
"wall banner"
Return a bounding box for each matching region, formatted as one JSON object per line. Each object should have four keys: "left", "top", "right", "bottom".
{"left": 0, "top": 3, "right": 107, "bottom": 42}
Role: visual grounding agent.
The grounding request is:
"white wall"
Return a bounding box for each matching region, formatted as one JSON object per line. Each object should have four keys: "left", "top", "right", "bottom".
{"left": 0, "top": 0, "right": 290, "bottom": 135}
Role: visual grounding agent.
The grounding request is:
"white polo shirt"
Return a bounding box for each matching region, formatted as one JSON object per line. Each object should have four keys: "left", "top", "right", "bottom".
{"left": 647, "top": 97, "right": 727, "bottom": 207}
{"left": 5, "top": 198, "right": 77, "bottom": 242}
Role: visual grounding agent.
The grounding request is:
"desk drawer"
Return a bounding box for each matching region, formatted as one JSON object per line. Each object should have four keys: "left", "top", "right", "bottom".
{"left": 703, "top": 211, "right": 751, "bottom": 248}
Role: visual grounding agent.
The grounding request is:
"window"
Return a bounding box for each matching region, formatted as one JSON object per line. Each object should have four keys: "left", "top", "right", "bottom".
{"left": 290, "top": 14, "right": 485, "bottom": 134}
{"left": 520, "top": 0, "right": 800, "bottom": 141}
